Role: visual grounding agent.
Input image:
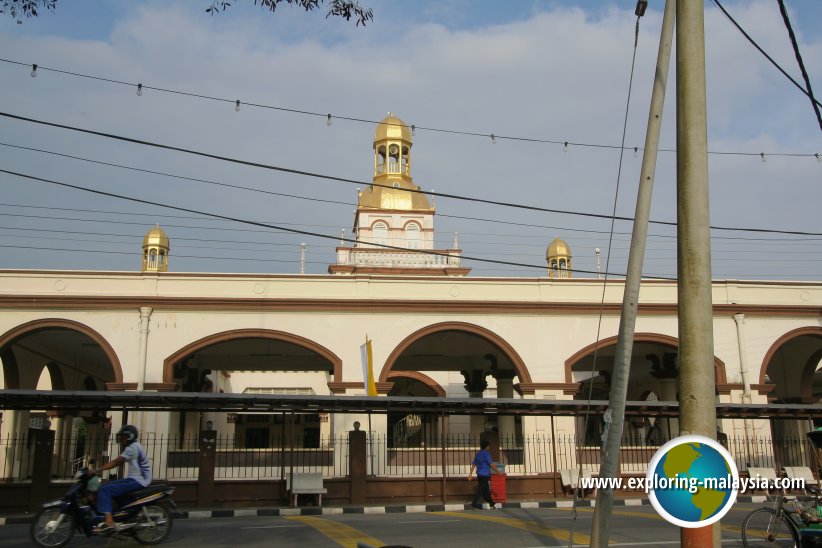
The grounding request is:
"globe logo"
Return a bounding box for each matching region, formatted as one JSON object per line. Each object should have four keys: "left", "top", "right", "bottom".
{"left": 647, "top": 434, "right": 739, "bottom": 528}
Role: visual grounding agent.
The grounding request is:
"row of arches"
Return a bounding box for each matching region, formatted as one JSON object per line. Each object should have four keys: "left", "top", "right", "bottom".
{"left": 1, "top": 319, "right": 820, "bottom": 403}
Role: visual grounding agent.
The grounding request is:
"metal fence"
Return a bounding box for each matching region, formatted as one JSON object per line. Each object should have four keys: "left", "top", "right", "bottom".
{"left": 1, "top": 432, "right": 818, "bottom": 482}
{"left": 0, "top": 433, "right": 350, "bottom": 481}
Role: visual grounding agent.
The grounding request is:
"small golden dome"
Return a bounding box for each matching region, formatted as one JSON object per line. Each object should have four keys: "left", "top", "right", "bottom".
{"left": 546, "top": 237, "right": 571, "bottom": 260}
{"left": 143, "top": 225, "right": 170, "bottom": 250}
{"left": 374, "top": 112, "right": 412, "bottom": 144}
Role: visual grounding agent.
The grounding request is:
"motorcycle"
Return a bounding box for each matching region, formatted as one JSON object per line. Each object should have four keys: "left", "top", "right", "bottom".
{"left": 29, "top": 463, "right": 176, "bottom": 547}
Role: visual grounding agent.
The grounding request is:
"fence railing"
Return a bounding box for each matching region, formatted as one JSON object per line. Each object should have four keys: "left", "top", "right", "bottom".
{"left": 1, "top": 432, "right": 818, "bottom": 482}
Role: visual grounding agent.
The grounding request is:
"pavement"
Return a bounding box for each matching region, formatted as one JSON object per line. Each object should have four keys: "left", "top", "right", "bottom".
{"left": 0, "top": 494, "right": 768, "bottom": 526}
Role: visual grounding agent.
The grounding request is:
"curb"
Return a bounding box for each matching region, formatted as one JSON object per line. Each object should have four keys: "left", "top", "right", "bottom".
{"left": 0, "top": 495, "right": 765, "bottom": 526}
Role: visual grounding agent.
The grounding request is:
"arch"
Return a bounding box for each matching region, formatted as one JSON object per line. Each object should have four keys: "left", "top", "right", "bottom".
{"left": 800, "top": 347, "right": 822, "bottom": 401}
{"left": 162, "top": 329, "right": 343, "bottom": 385}
{"left": 0, "top": 318, "right": 124, "bottom": 387}
{"left": 387, "top": 371, "right": 446, "bottom": 397}
{"left": 379, "top": 321, "right": 532, "bottom": 384}
{"left": 563, "top": 332, "right": 727, "bottom": 385}
{"left": 758, "top": 326, "right": 822, "bottom": 385}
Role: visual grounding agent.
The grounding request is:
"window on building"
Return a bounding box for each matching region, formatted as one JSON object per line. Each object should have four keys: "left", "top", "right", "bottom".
{"left": 373, "top": 221, "right": 388, "bottom": 246}
{"left": 405, "top": 222, "right": 421, "bottom": 249}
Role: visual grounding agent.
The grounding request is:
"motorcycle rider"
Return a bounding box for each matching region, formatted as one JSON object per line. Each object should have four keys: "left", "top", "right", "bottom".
{"left": 94, "top": 425, "right": 152, "bottom": 533}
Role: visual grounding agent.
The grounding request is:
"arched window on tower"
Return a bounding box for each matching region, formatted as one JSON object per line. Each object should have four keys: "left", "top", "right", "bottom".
{"left": 372, "top": 221, "right": 388, "bottom": 246}
{"left": 559, "top": 259, "right": 567, "bottom": 273}
{"left": 149, "top": 249, "right": 157, "bottom": 269}
{"left": 388, "top": 144, "right": 400, "bottom": 174}
{"left": 405, "top": 222, "right": 421, "bottom": 249}
{"left": 401, "top": 145, "right": 410, "bottom": 175}
{"left": 376, "top": 145, "right": 386, "bottom": 175}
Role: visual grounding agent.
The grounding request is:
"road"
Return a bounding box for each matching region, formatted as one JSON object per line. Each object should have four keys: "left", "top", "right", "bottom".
{"left": 3, "top": 503, "right": 763, "bottom": 547}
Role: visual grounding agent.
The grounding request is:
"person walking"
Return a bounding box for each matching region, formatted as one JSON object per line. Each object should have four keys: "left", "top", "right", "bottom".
{"left": 468, "top": 438, "right": 499, "bottom": 510}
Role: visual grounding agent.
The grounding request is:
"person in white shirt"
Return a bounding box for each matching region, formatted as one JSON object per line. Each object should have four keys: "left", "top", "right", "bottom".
{"left": 94, "top": 424, "right": 152, "bottom": 533}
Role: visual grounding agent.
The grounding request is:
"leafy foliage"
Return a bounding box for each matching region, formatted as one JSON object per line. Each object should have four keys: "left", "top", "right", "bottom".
{"left": 206, "top": 0, "right": 373, "bottom": 26}
{"left": 0, "top": 0, "right": 56, "bottom": 24}
{"left": 1, "top": 0, "right": 373, "bottom": 27}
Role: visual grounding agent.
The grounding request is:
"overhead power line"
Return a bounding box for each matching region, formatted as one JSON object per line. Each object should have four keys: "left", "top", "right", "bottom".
{"left": 0, "top": 57, "right": 818, "bottom": 159}
{"left": 2, "top": 167, "right": 649, "bottom": 279}
{"left": 1, "top": 115, "right": 820, "bottom": 238}
{"left": 775, "top": 0, "right": 822, "bottom": 132}
{"left": 710, "top": 0, "right": 822, "bottom": 112}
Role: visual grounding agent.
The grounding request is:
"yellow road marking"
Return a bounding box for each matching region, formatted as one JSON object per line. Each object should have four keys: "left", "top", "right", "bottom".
{"left": 554, "top": 506, "right": 746, "bottom": 536}
{"left": 435, "top": 510, "right": 592, "bottom": 545}
{"left": 286, "top": 515, "right": 385, "bottom": 548}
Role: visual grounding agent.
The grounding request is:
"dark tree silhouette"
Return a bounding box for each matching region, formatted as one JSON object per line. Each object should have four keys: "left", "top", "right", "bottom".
{"left": 207, "top": 0, "right": 374, "bottom": 26}
{"left": 2, "top": 0, "right": 374, "bottom": 26}
{"left": 0, "top": 0, "right": 56, "bottom": 24}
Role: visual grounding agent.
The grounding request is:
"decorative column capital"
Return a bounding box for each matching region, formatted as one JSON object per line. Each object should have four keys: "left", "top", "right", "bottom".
{"left": 461, "top": 369, "right": 489, "bottom": 394}
{"left": 492, "top": 369, "right": 517, "bottom": 381}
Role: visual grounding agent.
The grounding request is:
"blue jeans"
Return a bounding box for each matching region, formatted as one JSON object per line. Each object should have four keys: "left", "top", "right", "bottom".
{"left": 97, "top": 478, "right": 141, "bottom": 514}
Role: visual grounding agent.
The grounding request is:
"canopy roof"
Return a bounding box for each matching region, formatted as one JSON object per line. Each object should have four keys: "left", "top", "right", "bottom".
{"left": 1, "top": 390, "right": 820, "bottom": 419}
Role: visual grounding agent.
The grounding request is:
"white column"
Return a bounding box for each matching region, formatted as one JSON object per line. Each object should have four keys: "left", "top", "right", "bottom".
{"left": 658, "top": 378, "right": 679, "bottom": 439}
{"left": 496, "top": 376, "right": 515, "bottom": 445}
{"left": 462, "top": 370, "right": 489, "bottom": 437}
{"left": 469, "top": 392, "right": 486, "bottom": 436}
{"left": 137, "top": 307, "right": 153, "bottom": 391}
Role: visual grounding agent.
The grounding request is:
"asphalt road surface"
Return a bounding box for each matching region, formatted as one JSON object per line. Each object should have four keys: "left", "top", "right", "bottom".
{"left": 2, "top": 503, "right": 764, "bottom": 547}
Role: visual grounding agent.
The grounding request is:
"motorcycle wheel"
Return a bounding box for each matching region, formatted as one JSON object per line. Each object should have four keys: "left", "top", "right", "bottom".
{"left": 132, "top": 504, "right": 173, "bottom": 545}
{"left": 29, "top": 508, "right": 76, "bottom": 548}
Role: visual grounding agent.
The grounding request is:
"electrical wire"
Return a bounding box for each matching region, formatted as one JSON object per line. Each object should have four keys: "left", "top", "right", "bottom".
{"left": 0, "top": 56, "right": 818, "bottom": 159}
{"left": 2, "top": 167, "right": 649, "bottom": 279}
{"left": 0, "top": 126, "right": 819, "bottom": 237}
{"left": 710, "top": 0, "right": 822, "bottom": 111}
{"left": 775, "top": 0, "right": 822, "bottom": 132}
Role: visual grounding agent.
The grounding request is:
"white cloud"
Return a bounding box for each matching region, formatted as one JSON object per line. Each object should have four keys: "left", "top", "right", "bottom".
{"left": 0, "top": 0, "right": 818, "bottom": 278}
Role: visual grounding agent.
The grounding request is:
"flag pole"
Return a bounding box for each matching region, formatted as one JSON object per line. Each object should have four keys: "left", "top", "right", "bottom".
{"left": 366, "top": 335, "right": 374, "bottom": 476}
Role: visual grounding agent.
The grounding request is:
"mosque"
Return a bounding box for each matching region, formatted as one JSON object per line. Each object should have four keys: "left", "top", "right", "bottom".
{"left": 0, "top": 113, "right": 820, "bottom": 478}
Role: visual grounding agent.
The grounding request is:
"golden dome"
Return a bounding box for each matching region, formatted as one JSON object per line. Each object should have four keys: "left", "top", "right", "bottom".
{"left": 142, "top": 225, "right": 170, "bottom": 250}
{"left": 374, "top": 113, "right": 412, "bottom": 144}
{"left": 546, "top": 237, "right": 571, "bottom": 259}
{"left": 358, "top": 181, "right": 432, "bottom": 211}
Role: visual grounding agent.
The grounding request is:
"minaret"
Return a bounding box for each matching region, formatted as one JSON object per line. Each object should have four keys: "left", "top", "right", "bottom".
{"left": 546, "top": 237, "right": 572, "bottom": 278}
{"left": 142, "top": 224, "right": 170, "bottom": 272}
{"left": 329, "top": 112, "right": 470, "bottom": 276}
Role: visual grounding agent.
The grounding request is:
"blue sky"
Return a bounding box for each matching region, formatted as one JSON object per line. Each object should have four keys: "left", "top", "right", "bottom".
{"left": 0, "top": 0, "right": 820, "bottom": 279}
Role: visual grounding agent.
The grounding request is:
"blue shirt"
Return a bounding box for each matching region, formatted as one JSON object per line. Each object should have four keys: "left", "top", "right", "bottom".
{"left": 472, "top": 449, "right": 493, "bottom": 477}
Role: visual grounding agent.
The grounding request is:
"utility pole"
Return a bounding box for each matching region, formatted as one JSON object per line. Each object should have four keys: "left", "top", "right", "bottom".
{"left": 590, "top": 0, "right": 674, "bottom": 545}
{"left": 677, "top": 0, "right": 719, "bottom": 546}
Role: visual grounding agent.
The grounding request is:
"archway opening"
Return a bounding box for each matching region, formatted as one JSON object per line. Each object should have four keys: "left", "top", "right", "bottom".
{"left": 0, "top": 323, "right": 119, "bottom": 476}
{"left": 387, "top": 375, "right": 439, "bottom": 447}
{"left": 167, "top": 334, "right": 337, "bottom": 449}
{"left": 569, "top": 338, "right": 694, "bottom": 446}
{"left": 384, "top": 325, "right": 529, "bottom": 447}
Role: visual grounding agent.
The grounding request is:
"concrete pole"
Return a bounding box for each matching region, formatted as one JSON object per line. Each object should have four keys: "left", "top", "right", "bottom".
{"left": 677, "top": 0, "right": 718, "bottom": 545}
{"left": 589, "top": 1, "right": 675, "bottom": 545}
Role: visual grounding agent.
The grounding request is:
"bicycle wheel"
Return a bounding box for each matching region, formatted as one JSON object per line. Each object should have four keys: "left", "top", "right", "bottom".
{"left": 742, "top": 508, "right": 800, "bottom": 547}
{"left": 132, "top": 504, "right": 173, "bottom": 545}
{"left": 29, "top": 508, "right": 76, "bottom": 548}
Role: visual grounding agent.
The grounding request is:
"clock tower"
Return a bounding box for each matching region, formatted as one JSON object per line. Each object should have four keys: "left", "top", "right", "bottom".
{"left": 329, "top": 113, "right": 469, "bottom": 276}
